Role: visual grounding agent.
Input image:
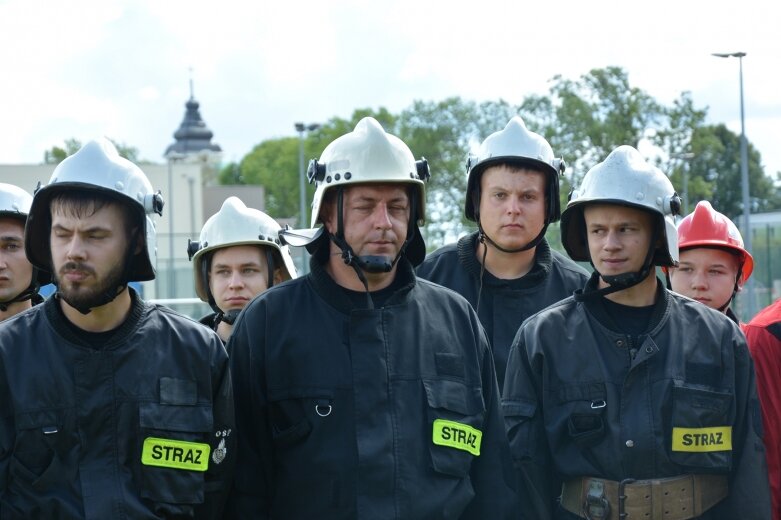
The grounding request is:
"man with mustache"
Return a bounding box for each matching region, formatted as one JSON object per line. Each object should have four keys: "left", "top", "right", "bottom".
{"left": 417, "top": 117, "right": 588, "bottom": 391}
{"left": 227, "top": 118, "right": 517, "bottom": 518}
{"left": 0, "top": 138, "right": 235, "bottom": 518}
{"left": 0, "top": 183, "right": 48, "bottom": 321}
{"left": 503, "top": 146, "right": 769, "bottom": 519}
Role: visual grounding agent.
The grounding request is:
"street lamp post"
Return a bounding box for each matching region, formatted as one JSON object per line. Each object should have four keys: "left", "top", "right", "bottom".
{"left": 295, "top": 122, "right": 320, "bottom": 275}
{"left": 712, "top": 51, "right": 754, "bottom": 318}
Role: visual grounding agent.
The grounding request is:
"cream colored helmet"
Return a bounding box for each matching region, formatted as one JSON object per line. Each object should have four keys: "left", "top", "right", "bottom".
{"left": 304, "top": 117, "right": 430, "bottom": 267}
{"left": 188, "top": 196, "right": 297, "bottom": 303}
{"left": 309, "top": 117, "right": 428, "bottom": 225}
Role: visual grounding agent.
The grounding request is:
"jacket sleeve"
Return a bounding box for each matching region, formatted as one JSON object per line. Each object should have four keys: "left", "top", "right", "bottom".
{"left": 0, "top": 356, "right": 10, "bottom": 494}
{"left": 502, "top": 327, "right": 555, "bottom": 520}
{"left": 461, "top": 325, "right": 519, "bottom": 519}
{"left": 223, "top": 305, "right": 272, "bottom": 519}
{"left": 195, "top": 338, "right": 237, "bottom": 519}
{"left": 745, "top": 323, "right": 781, "bottom": 520}
{"left": 712, "top": 329, "right": 771, "bottom": 519}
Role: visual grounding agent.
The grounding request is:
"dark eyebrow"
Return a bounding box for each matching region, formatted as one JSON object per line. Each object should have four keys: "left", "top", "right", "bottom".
{"left": 52, "top": 223, "right": 111, "bottom": 234}
{"left": 0, "top": 235, "right": 23, "bottom": 243}
{"left": 213, "top": 261, "right": 263, "bottom": 270}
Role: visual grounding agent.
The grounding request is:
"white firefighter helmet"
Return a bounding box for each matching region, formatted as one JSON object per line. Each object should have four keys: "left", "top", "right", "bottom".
{"left": 25, "top": 138, "right": 164, "bottom": 281}
{"left": 309, "top": 117, "right": 428, "bottom": 227}
{"left": 306, "top": 116, "right": 430, "bottom": 266}
{"left": 0, "top": 183, "right": 33, "bottom": 218}
{"left": 0, "top": 182, "right": 50, "bottom": 291}
{"left": 561, "top": 145, "right": 681, "bottom": 267}
{"left": 188, "top": 196, "right": 297, "bottom": 302}
{"left": 465, "top": 116, "right": 565, "bottom": 223}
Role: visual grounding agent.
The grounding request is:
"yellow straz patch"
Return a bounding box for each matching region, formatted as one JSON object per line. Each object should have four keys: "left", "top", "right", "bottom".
{"left": 141, "top": 437, "right": 210, "bottom": 471}
{"left": 433, "top": 419, "right": 482, "bottom": 456}
{"left": 672, "top": 426, "right": 732, "bottom": 452}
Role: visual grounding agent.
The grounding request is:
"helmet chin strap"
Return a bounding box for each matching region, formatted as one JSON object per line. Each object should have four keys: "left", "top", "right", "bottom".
{"left": 327, "top": 188, "right": 417, "bottom": 309}
{"left": 576, "top": 224, "right": 660, "bottom": 301}
{"left": 58, "top": 234, "right": 139, "bottom": 315}
{"left": 0, "top": 267, "right": 43, "bottom": 312}
{"left": 716, "top": 270, "right": 744, "bottom": 313}
{"left": 472, "top": 183, "right": 550, "bottom": 254}
{"left": 477, "top": 221, "right": 548, "bottom": 254}
{"left": 60, "top": 284, "right": 128, "bottom": 315}
{"left": 218, "top": 309, "right": 241, "bottom": 326}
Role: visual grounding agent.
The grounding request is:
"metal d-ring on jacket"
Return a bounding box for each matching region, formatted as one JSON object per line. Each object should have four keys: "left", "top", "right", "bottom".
{"left": 226, "top": 257, "right": 518, "bottom": 519}
{"left": 503, "top": 278, "right": 770, "bottom": 520}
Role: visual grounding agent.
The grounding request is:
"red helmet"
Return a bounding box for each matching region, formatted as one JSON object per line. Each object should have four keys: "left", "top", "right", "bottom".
{"left": 677, "top": 201, "right": 753, "bottom": 282}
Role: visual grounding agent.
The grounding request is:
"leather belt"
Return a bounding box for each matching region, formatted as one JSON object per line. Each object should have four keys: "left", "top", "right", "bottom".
{"left": 561, "top": 474, "right": 728, "bottom": 520}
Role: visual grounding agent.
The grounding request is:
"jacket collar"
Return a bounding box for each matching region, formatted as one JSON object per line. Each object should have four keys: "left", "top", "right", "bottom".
{"left": 308, "top": 254, "right": 417, "bottom": 314}
{"left": 45, "top": 287, "right": 147, "bottom": 349}
{"left": 581, "top": 272, "right": 670, "bottom": 335}
{"left": 456, "top": 231, "right": 551, "bottom": 288}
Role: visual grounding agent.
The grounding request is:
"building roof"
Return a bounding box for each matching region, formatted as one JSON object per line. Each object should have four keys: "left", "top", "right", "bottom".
{"left": 164, "top": 83, "right": 222, "bottom": 158}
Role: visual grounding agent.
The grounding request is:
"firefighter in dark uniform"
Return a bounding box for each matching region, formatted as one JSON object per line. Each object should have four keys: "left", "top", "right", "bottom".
{"left": 417, "top": 117, "right": 588, "bottom": 390}
{"left": 502, "top": 145, "right": 770, "bottom": 519}
{"left": 227, "top": 117, "right": 518, "bottom": 519}
{"left": 0, "top": 139, "right": 235, "bottom": 519}
{"left": 0, "top": 182, "right": 48, "bottom": 321}
{"left": 187, "top": 196, "right": 297, "bottom": 342}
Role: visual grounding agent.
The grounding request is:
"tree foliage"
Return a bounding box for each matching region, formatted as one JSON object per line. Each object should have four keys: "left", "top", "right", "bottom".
{"left": 687, "top": 124, "right": 781, "bottom": 220}
{"left": 226, "top": 66, "right": 781, "bottom": 249}
{"left": 43, "top": 138, "right": 141, "bottom": 164}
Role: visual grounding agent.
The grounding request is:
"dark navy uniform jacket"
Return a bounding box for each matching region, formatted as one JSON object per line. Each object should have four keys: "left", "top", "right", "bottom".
{"left": 0, "top": 290, "right": 235, "bottom": 519}
{"left": 503, "top": 278, "right": 771, "bottom": 519}
{"left": 417, "top": 233, "right": 589, "bottom": 390}
{"left": 227, "top": 256, "right": 518, "bottom": 519}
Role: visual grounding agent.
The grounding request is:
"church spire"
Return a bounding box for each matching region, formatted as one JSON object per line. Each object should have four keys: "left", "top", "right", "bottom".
{"left": 164, "top": 72, "right": 221, "bottom": 158}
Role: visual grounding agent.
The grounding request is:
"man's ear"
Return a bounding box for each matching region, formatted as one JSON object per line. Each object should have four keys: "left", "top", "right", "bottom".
{"left": 321, "top": 201, "right": 336, "bottom": 234}
{"left": 273, "top": 268, "right": 285, "bottom": 285}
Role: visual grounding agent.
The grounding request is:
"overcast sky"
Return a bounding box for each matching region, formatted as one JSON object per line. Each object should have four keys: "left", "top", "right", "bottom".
{"left": 1, "top": 0, "right": 779, "bottom": 188}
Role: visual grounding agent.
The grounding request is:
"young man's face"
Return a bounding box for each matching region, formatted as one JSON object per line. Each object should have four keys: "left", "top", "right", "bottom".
{"left": 50, "top": 201, "right": 132, "bottom": 310}
{"left": 0, "top": 217, "right": 33, "bottom": 304}
{"left": 323, "top": 184, "right": 410, "bottom": 262}
{"left": 209, "top": 245, "right": 271, "bottom": 313}
{"left": 478, "top": 165, "right": 546, "bottom": 250}
{"left": 584, "top": 204, "right": 655, "bottom": 277}
{"left": 669, "top": 247, "right": 741, "bottom": 311}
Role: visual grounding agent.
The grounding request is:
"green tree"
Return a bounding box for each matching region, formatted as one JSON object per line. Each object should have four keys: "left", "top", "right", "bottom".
{"left": 44, "top": 138, "right": 141, "bottom": 164}
{"left": 687, "top": 124, "right": 781, "bottom": 220}
{"left": 521, "top": 67, "right": 663, "bottom": 186}
{"left": 229, "top": 137, "right": 300, "bottom": 220}
{"left": 396, "top": 97, "right": 517, "bottom": 245}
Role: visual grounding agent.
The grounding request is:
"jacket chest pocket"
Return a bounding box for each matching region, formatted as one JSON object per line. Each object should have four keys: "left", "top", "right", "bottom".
{"left": 669, "top": 386, "right": 733, "bottom": 470}
{"left": 138, "top": 402, "right": 213, "bottom": 507}
{"left": 557, "top": 383, "right": 608, "bottom": 449}
{"left": 424, "top": 379, "right": 485, "bottom": 478}
{"left": 268, "top": 388, "right": 335, "bottom": 449}
{"left": 11, "top": 409, "right": 76, "bottom": 489}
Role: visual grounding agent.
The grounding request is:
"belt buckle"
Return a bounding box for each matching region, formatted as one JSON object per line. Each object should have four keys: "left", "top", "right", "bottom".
{"left": 617, "top": 478, "right": 636, "bottom": 519}
{"left": 582, "top": 479, "right": 610, "bottom": 520}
